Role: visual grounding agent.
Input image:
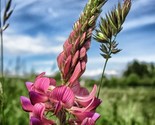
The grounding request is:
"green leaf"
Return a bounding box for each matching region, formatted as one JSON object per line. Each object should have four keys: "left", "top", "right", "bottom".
{"left": 111, "top": 49, "right": 122, "bottom": 54}
{"left": 5, "top": 0, "right": 12, "bottom": 13}
{"left": 101, "top": 53, "right": 111, "bottom": 59}
{"left": 107, "top": 13, "right": 117, "bottom": 30}
{"left": 100, "top": 44, "right": 108, "bottom": 54}
{"left": 4, "top": 10, "right": 13, "bottom": 23}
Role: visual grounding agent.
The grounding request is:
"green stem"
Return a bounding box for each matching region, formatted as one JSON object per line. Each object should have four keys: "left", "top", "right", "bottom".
{"left": 0, "top": 0, "right": 5, "bottom": 124}
{"left": 57, "top": 109, "right": 66, "bottom": 125}
{"left": 97, "top": 58, "right": 108, "bottom": 98}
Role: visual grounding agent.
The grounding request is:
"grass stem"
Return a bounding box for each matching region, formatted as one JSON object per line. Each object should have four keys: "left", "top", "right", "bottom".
{"left": 97, "top": 58, "right": 108, "bottom": 98}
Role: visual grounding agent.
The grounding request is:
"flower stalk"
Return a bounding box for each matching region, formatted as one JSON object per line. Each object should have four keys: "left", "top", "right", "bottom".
{"left": 94, "top": 0, "right": 131, "bottom": 98}
{"left": 0, "top": 0, "right": 14, "bottom": 124}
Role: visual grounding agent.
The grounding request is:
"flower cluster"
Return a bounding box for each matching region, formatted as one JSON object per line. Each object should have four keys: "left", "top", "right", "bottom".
{"left": 20, "top": 72, "right": 101, "bottom": 125}
{"left": 20, "top": 0, "right": 106, "bottom": 124}
{"left": 20, "top": 0, "right": 131, "bottom": 124}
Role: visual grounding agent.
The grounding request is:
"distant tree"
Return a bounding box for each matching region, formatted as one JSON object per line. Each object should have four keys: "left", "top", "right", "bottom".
{"left": 123, "top": 60, "right": 151, "bottom": 78}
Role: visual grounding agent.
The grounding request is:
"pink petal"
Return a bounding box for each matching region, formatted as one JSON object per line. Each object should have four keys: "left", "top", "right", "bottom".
{"left": 63, "top": 55, "right": 72, "bottom": 76}
{"left": 80, "top": 32, "right": 86, "bottom": 44}
{"left": 85, "top": 98, "right": 102, "bottom": 111}
{"left": 75, "top": 85, "right": 97, "bottom": 106}
{"left": 64, "top": 44, "right": 72, "bottom": 56}
{"left": 81, "top": 61, "right": 86, "bottom": 71}
{"left": 72, "top": 50, "right": 79, "bottom": 67}
{"left": 54, "top": 101, "right": 62, "bottom": 114}
{"left": 70, "top": 30, "right": 75, "bottom": 39}
{"left": 70, "top": 98, "right": 101, "bottom": 113}
{"left": 20, "top": 96, "right": 33, "bottom": 112}
{"left": 42, "top": 118, "right": 55, "bottom": 125}
{"left": 84, "top": 40, "right": 91, "bottom": 50}
{"left": 81, "top": 117, "right": 95, "bottom": 125}
{"left": 73, "top": 111, "right": 100, "bottom": 122}
{"left": 29, "top": 91, "right": 48, "bottom": 105}
{"left": 33, "top": 103, "right": 45, "bottom": 119}
{"left": 34, "top": 77, "right": 50, "bottom": 93}
{"left": 25, "top": 82, "right": 33, "bottom": 91}
{"left": 70, "top": 81, "right": 89, "bottom": 96}
{"left": 74, "top": 37, "right": 80, "bottom": 50}
{"left": 69, "top": 62, "right": 81, "bottom": 85}
{"left": 70, "top": 80, "right": 80, "bottom": 94}
{"left": 63, "top": 39, "right": 70, "bottom": 50}
{"left": 57, "top": 52, "right": 65, "bottom": 69}
{"left": 78, "top": 87, "right": 89, "bottom": 96}
{"left": 49, "top": 78, "right": 56, "bottom": 86}
{"left": 50, "top": 85, "right": 74, "bottom": 109}
{"left": 31, "top": 103, "right": 55, "bottom": 125}
{"left": 80, "top": 47, "right": 86, "bottom": 59}
{"left": 36, "top": 72, "right": 46, "bottom": 79}
{"left": 30, "top": 117, "right": 42, "bottom": 125}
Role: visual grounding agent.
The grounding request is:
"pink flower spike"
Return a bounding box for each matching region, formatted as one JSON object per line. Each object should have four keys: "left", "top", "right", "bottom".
{"left": 29, "top": 91, "right": 48, "bottom": 105}
{"left": 20, "top": 96, "right": 33, "bottom": 112}
{"left": 50, "top": 85, "right": 74, "bottom": 113}
{"left": 34, "top": 77, "right": 50, "bottom": 93}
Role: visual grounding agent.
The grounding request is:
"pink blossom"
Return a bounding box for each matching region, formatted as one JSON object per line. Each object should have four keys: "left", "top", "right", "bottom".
{"left": 49, "top": 85, "right": 74, "bottom": 114}
{"left": 20, "top": 96, "right": 55, "bottom": 125}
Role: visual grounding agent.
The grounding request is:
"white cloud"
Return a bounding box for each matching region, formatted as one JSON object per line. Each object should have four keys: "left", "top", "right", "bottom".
{"left": 54, "top": 36, "right": 67, "bottom": 43}
{"left": 83, "top": 68, "right": 118, "bottom": 77}
{"left": 88, "top": 55, "right": 155, "bottom": 65}
{"left": 34, "top": 66, "right": 56, "bottom": 76}
{"left": 32, "top": 60, "right": 55, "bottom": 66}
{"left": 3, "top": 34, "right": 63, "bottom": 55}
{"left": 124, "top": 15, "right": 155, "bottom": 31}
{"left": 132, "top": 0, "right": 154, "bottom": 11}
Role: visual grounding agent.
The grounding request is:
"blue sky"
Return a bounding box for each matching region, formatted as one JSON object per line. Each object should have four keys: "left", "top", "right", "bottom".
{"left": 3, "top": 0, "right": 155, "bottom": 77}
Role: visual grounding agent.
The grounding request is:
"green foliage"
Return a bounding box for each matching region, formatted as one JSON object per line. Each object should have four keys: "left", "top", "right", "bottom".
{"left": 96, "top": 87, "right": 155, "bottom": 125}
{"left": 1, "top": 75, "right": 155, "bottom": 125}
{"left": 123, "top": 60, "right": 155, "bottom": 78}
{"left": 1, "top": 77, "right": 29, "bottom": 125}
{"left": 126, "top": 73, "right": 140, "bottom": 86}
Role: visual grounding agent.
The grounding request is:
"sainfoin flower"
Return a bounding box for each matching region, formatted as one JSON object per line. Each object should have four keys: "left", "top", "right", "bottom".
{"left": 21, "top": 73, "right": 101, "bottom": 125}
{"left": 20, "top": 0, "right": 106, "bottom": 124}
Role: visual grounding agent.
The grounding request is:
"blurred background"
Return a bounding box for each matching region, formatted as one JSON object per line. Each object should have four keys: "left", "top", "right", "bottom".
{"left": 0, "top": 0, "right": 155, "bottom": 124}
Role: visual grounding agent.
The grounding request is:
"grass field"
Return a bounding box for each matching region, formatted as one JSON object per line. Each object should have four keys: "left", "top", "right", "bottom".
{"left": 1, "top": 76, "right": 155, "bottom": 125}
